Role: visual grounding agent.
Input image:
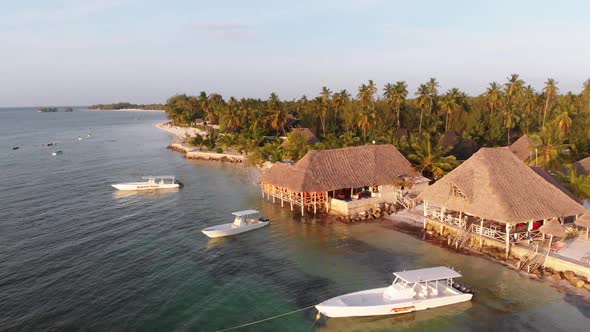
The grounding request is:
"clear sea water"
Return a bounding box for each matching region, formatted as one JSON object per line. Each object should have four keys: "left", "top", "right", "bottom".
{"left": 1, "top": 108, "right": 589, "bottom": 331}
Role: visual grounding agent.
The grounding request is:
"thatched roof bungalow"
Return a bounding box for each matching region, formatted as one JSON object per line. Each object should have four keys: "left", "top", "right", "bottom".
{"left": 508, "top": 134, "right": 538, "bottom": 162}
{"left": 419, "top": 147, "right": 585, "bottom": 256}
{"left": 260, "top": 145, "right": 424, "bottom": 216}
{"left": 573, "top": 156, "right": 590, "bottom": 176}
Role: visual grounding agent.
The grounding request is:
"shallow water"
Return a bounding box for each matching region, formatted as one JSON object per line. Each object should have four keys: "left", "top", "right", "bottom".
{"left": 1, "top": 109, "right": 589, "bottom": 331}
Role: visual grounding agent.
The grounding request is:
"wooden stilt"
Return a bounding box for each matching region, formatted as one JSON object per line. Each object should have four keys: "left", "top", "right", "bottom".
{"left": 505, "top": 224, "right": 511, "bottom": 259}
{"left": 479, "top": 218, "right": 484, "bottom": 248}
{"left": 313, "top": 192, "right": 317, "bottom": 215}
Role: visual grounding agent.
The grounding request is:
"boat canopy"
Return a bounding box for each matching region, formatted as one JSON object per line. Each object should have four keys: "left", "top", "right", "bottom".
{"left": 141, "top": 176, "right": 176, "bottom": 180}
{"left": 232, "top": 210, "right": 260, "bottom": 217}
{"left": 394, "top": 267, "right": 461, "bottom": 283}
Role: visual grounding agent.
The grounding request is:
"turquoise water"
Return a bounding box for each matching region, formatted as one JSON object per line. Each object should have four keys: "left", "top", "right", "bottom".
{"left": 1, "top": 109, "right": 589, "bottom": 331}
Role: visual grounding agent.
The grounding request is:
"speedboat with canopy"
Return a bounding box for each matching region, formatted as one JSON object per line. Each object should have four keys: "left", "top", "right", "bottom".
{"left": 316, "top": 266, "right": 473, "bottom": 318}
{"left": 202, "top": 210, "right": 270, "bottom": 238}
{"left": 111, "top": 176, "right": 183, "bottom": 191}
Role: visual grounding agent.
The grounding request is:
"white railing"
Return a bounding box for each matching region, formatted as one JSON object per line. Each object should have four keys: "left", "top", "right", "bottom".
{"left": 473, "top": 224, "right": 506, "bottom": 241}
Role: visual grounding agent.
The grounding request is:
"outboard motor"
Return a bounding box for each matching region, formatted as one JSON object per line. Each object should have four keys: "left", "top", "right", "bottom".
{"left": 175, "top": 180, "right": 184, "bottom": 188}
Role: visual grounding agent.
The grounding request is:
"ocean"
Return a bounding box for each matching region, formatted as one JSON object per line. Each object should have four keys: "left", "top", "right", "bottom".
{"left": 1, "top": 108, "right": 589, "bottom": 331}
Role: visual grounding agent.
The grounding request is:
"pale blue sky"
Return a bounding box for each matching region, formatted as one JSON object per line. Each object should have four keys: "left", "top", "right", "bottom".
{"left": 1, "top": 0, "right": 589, "bottom": 106}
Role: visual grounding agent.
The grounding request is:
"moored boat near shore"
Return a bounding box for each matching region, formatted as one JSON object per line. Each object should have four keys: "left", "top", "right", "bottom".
{"left": 316, "top": 266, "right": 472, "bottom": 318}
{"left": 111, "top": 176, "right": 182, "bottom": 191}
{"left": 202, "top": 210, "right": 269, "bottom": 238}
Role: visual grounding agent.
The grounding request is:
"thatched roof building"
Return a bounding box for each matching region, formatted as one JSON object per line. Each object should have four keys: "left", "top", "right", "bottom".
{"left": 419, "top": 147, "right": 585, "bottom": 224}
{"left": 573, "top": 156, "right": 590, "bottom": 176}
{"left": 261, "top": 144, "right": 418, "bottom": 193}
{"left": 283, "top": 128, "right": 319, "bottom": 146}
{"left": 508, "top": 134, "right": 538, "bottom": 161}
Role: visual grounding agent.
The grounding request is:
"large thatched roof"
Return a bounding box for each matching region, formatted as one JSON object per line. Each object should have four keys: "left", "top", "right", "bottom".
{"left": 573, "top": 157, "right": 590, "bottom": 176}
{"left": 509, "top": 135, "right": 538, "bottom": 161}
{"left": 260, "top": 144, "right": 418, "bottom": 192}
{"left": 419, "top": 147, "right": 586, "bottom": 224}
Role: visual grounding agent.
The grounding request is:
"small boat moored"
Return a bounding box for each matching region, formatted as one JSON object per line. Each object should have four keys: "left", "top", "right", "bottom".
{"left": 316, "top": 266, "right": 472, "bottom": 318}
{"left": 111, "top": 176, "right": 182, "bottom": 191}
{"left": 202, "top": 210, "right": 270, "bottom": 238}
{"left": 52, "top": 150, "right": 63, "bottom": 156}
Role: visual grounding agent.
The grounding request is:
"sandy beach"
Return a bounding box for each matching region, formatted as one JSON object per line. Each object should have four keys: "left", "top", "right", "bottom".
{"left": 89, "top": 108, "right": 165, "bottom": 112}
{"left": 155, "top": 122, "right": 207, "bottom": 140}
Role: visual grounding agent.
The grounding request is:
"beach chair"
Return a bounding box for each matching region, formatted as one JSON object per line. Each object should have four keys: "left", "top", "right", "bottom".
{"left": 550, "top": 241, "right": 566, "bottom": 253}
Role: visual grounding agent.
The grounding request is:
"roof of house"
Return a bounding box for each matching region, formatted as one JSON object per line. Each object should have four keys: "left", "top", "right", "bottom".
{"left": 508, "top": 134, "right": 538, "bottom": 161}
{"left": 260, "top": 144, "right": 418, "bottom": 192}
{"left": 573, "top": 156, "right": 590, "bottom": 176}
{"left": 418, "top": 147, "right": 586, "bottom": 224}
{"left": 286, "top": 127, "right": 319, "bottom": 145}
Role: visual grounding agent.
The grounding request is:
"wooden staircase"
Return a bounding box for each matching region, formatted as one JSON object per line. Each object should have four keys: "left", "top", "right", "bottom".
{"left": 396, "top": 192, "right": 417, "bottom": 210}
{"left": 519, "top": 245, "right": 548, "bottom": 273}
{"left": 453, "top": 225, "right": 473, "bottom": 250}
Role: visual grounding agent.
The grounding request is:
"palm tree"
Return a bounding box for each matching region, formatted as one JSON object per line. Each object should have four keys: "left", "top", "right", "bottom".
{"left": 318, "top": 87, "right": 332, "bottom": 135}
{"left": 222, "top": 97, "right": 242, "bottom": 132}
{"left": 408, "top": 133, "right": 457, "bottom": 180}
{"left": 521, "top": 85, "right": 536, "bottom": 133}
{"left": 542, "top": 78, "right": 559, "bottom": 128}
{"left": 198, "top": 91, "right": 211, "bottom": 124}
{"left": 484, "top": 82, "right": 503, "bottom": 113}
{"left": 438, "top": 92, "right": 458, "bottom": 131}
{"left": 415, "top": 84, "right": 431, "bottom": 134}
{"left": 555, "top": 165, "right": 590, "bottom": 200}
{"left": 534, "top": 129, "right": 569, "bottom": 170}
{"left": 504, "top": 74, "right": 524, "bottom": 105}
{"left": 332, "top": 89, "right": 350, "bottom": 131}
{"left": 555, "top": 110, "right": 572, "bottom": 138}
{"left": 268, "top": 93, "right": 286, "bottom": 135}
{"left": 357, "top": 107, "right": 374, "bottom": 143}
{"left": 384, "top": 81, "right": 408, "bottom": 129}
{"left": 503, "top": 109, "right": 519, "bottom": 144}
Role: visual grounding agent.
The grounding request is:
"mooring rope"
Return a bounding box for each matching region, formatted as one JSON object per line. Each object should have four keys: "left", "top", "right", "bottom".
{"left": 216, "top": 305, "right": 318, "bottom": 332}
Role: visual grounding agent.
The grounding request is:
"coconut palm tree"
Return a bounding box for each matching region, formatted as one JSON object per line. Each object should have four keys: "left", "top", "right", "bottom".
{"left": 521, "top": 85, "right": 536, "bottom": 133}
{"left": 415, "top": 84, "right": 431, "bottom": 134}
{"left": 555, "top": 110, "right": 573, "bottom": 138}
{"left": 504, "top": 74, "right": 525, "bottom": 110}
{"left": 438, "top": 92, "right": 458, "bottom": 131}
{"left": 503, "top": 109, "right": 520, "bottom": 144}
{"left": 268, "top": 93, "right": 286, "bottom": 135}
{"left": 484, "top": 82, "right": 503, "bottom": 113}
{"left": 318, "top": 87, "right": 332, "bottom": 135}
{"left": 534, "top": 129, "right": 570, "bottom": 170}
{"left": 555, "top": 165, "right": 590, "bottom": 200}
{"left": 384, "top": 81, "right": 408, "bottom": 129}
{"left": 542, "top": 78, "right": 559, "bottom": 128}
{"left": 408, "top": 133, "right": 457, "bottom": 180}
{"left": 357, "top": 107, "right": 374, "bottom": 143}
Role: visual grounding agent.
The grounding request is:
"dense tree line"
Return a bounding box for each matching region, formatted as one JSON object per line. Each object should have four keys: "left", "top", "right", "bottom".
{"left": 90, "top": 102, "right": 164, "bottom": 110}
{"left": 164, "top": 75, "right": 590, "bottom": 197}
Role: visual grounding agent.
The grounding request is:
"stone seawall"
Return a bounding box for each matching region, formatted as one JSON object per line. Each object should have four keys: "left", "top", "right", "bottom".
{"left": 167, "top": 143, "right": 245, "bottom": 163}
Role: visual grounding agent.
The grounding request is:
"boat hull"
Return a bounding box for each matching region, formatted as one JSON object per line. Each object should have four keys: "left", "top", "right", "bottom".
{"left": 111, "top": 183, "right": 180, "bottom": 191}
{"left": 316, "top": 287, "right": 472, "bottom": 318}
{"left": 202, "top": 221, "right": 269, "bottom": 238}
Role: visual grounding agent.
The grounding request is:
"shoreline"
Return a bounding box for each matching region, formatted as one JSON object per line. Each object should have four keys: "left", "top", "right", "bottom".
{"left": 89, "top": 108, "right": 165, "bottom": 112}
{"left": 382, "top": 207, "right": 590, "bottom": 299}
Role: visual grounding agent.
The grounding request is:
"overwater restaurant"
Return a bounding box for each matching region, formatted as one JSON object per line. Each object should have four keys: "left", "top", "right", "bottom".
{"left": 419, "top": 147, "right": 587, "bottom": 257}
{"left": 259, "top": 145, "right": 429, "bottom": 216}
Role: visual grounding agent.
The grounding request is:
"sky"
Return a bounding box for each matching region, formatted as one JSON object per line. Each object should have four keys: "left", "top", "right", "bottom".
{"left": 1, "top": 0, "right": 590, "bottom": 107}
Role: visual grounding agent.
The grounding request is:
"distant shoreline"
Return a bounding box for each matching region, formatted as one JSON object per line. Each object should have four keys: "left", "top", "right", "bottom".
{"left": 89, "top": 108, "right": 165, "bottom": 112}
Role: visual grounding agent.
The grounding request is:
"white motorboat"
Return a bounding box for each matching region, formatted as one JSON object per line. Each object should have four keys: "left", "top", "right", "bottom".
{"left": 202, "top": 210, "right": 270, "bottom": 238}
{"left": 111, "top": 176, "right": 182, "bottom": 191}
{"left": 316, "top": 266, "right": 472, "bottom": 318}
{"left": 52, "top": 150, "right": 63, "bottom": 156}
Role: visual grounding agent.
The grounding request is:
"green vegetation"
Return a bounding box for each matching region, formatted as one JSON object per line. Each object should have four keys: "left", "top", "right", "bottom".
{"left": 90, "top": 102, "right": 164, "bottom": 110}
{"left": 164, "top": 76, "right": 590, "bottom": 185}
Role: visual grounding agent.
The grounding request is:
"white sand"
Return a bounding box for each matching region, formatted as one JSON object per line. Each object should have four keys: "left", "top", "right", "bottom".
{"left": 90, "top": 108, "right": 165, "bottom": 112}
{"left": 155, "top": 122, "right": 207, "bottom": 140}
